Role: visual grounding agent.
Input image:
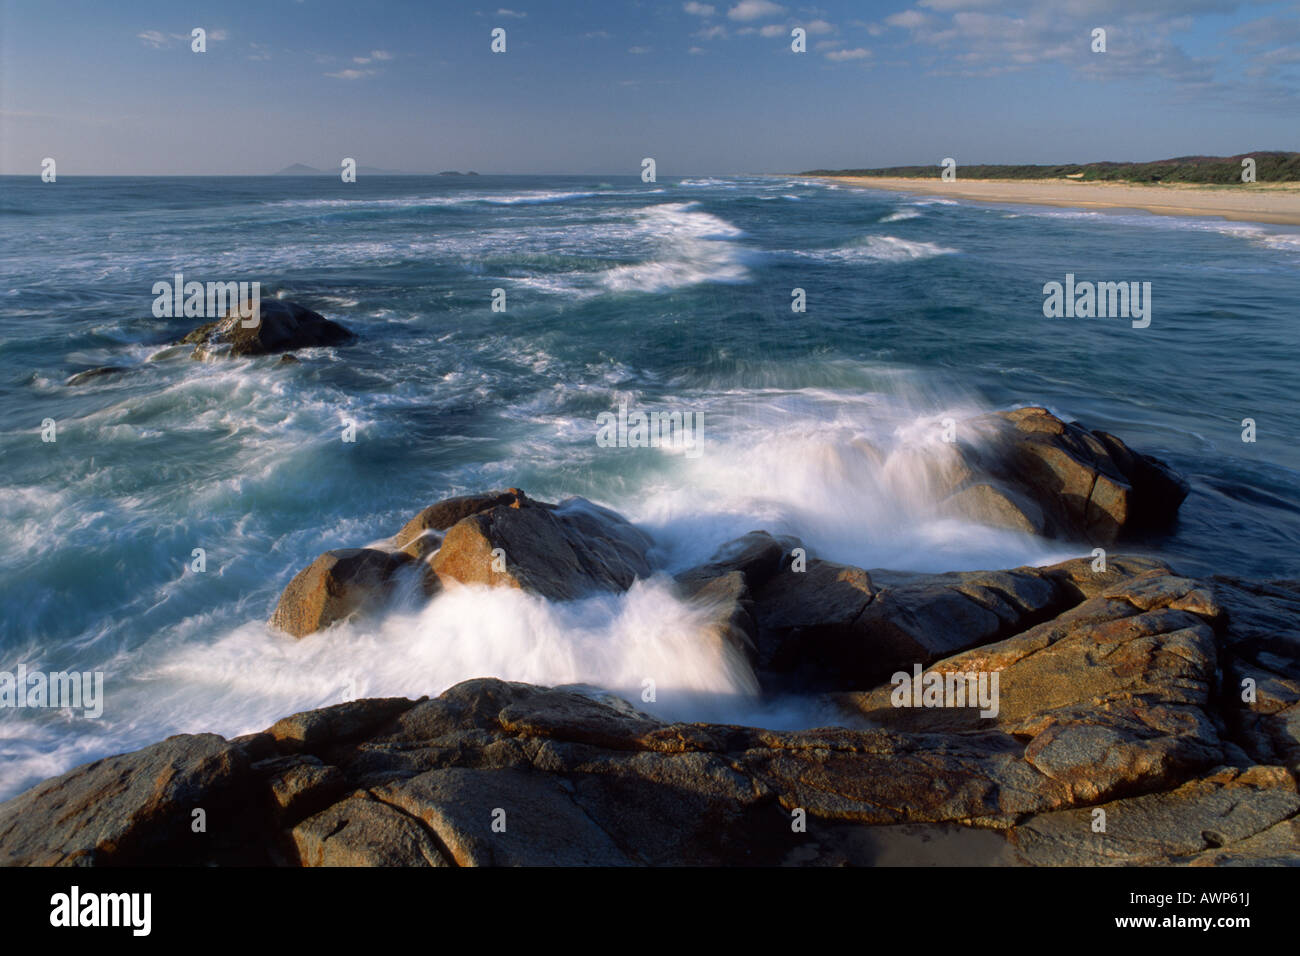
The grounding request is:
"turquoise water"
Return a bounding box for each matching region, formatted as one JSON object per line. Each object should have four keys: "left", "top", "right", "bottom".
{"left": 2, "top": 173, "right": 1298, "bottom": 797}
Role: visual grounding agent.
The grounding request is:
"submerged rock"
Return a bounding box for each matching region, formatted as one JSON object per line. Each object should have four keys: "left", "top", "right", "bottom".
{"left": 182, "top": 300, "right": 354, "bottom": 359}
{"left": 64, "top": 365, "right": 130, "bottom": 386}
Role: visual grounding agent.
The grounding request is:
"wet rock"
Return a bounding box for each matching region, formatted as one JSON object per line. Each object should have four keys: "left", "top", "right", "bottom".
{"left": 4, "top": 547, "right": 1296, "bottom": 868}
{"left": 759, "top": 562, "right": 1075, "bottom": 691}
{"left": 65, "top": 365, "right": 129, "bottom": 386}
{"left": 942, "top": 482, "right": 1046, "bottom": 536}
{"left": 681, "top": 570, "right": 761, "bottom": 671}
{"left": 393, "top": 490, "right": 523, "bottom": 560}
{"left": 430, "top": 493, "right": 652, "bottom": 600}
{"left": 946, "top": 407, "right": 1189, "bottom": 544}
{"left": 267, "top": 697, "right": 422, "bottom": 754}
{"left": 675, "top": 531, "right": 797, "bottom": 593}
{"left": 183, "top": 300, "right": 354, "bottom": 359}
{"left": 751, "top": 559, "right": 875, "bottom": 683}
{"left": 269, "top": 548, "right": 422, "bottom": 638}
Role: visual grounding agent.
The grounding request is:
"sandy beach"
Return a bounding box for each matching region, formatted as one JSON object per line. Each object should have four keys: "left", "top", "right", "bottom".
{"left": 817, "top": 176, "right": 1300, "bottom": 226}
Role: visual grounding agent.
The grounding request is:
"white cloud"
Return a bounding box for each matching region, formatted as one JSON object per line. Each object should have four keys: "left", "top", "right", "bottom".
{"left": 628, "top": 45, "right": 651, "bottom": 53}
{"left": 689, "top": 45, "right": 707, "bottom": 54}
{"left": 353, "top": 49, "right": 393, "bottom": 65}
{"left": 683, "top": 2, "right": 716, "bottom": 15}
{"left": 727, "top": 1, "right": 785, "bottom": 22}
{"left": 825, "top": 47, "right": 871, "bottom": 61}
{"left": 496, "top": 8, "right": 527, "bottom": 17}
{"left": 917, "top": 0, "right": 1001, "bottom": 9}
{"left": 136, "top": 31, "right": 170, "bottom": 48}
{"left": 886, "top": 10, "right": 928, "bottom": 29}
{"left": 325, "top": 68, "right": 375, "bottom": 79}
{"left": 759, "top": 24, "right": 785, "bottom": 37}
{"left": 805, "top": 19, "right": 835, "bottom": 35}
{"left": 695, "top": 24, "right": 728, "bottom": 39}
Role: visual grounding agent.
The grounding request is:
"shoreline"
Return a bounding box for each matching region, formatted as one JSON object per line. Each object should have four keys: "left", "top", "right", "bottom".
{"left": 811, "top": 175, "right": 1300, "bottom": 227}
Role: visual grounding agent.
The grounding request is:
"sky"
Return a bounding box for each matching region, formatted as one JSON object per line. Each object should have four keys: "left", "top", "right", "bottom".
{"left": 1, "top": 0, "right": 1298, "bottom": 175}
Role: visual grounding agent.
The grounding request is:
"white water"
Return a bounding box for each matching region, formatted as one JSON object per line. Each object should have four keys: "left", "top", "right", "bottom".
{"left": 790, "top": 235, "right": 958, "bottom": 264}
{"left": 599, "top": 202, "right": 752, "bottom": 292}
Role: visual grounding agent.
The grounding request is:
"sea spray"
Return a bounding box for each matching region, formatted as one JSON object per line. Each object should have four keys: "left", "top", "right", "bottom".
{"left": 141, "top": 576, "right": 760, "bottom": 734}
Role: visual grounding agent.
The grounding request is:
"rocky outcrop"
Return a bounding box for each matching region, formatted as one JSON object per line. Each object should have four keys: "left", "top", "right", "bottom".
{"left": 269, "top": 403, "right": 1191, "bottom": 641}
{"left": 269, "top": 548, "right": 425, "bottom": 638}
{"left": 1009, "top": 766, "right": 1299, "bottom": 866}
{"left": 270, "top": 489, "right": 653, "bottom": 636}
{"left": 182, "top": 300, "right": 354, "bottom": 359}
{"left": 940, "top": 406, "right": 1189, "bottom": 544}
{"left": 6, "top": 555, "right": 1297, "bottom": 867}
{"left": 673, "top": 531, "right": 799, "bottom": 670}
{"left": 430, "top": 494, "right": 652, "bottom": 600}
{"left": 15, "top": 449, "right": 1283, "bottom": 867}
{"left": 1211, "top": 576, "right": 1300, "bottom": 773}
{"left": 393, "top": 491, "right": 523, "bottom": 560}
{"left": 0, "top": 734, "right": 251, "bottom": 866}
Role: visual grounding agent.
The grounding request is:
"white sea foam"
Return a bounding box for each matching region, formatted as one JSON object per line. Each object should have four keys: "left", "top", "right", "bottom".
{"left": 599, "top": 203, "right": 751, "bottom": 292}
{"left": 982, "top": 205, "right": 1300, "bottom": 255}
{"left": 0, "top": 575, "right": 766, "bottom": 800}
{"left": 795, "top": 235, "right": 958, "bottom": 263}
{"left": 482, "top": 191, "right": 599, "bottom": 205}
{"left": 0, "top": 358, "right": 1078, "bottom": 800}
{"left": 264, "top": 189, "right": 601, "bottom": 209}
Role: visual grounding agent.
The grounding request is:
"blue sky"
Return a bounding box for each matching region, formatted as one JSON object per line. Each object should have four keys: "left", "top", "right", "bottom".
{"left": 2, "top": 0, "right": 1297, "bottom": 174}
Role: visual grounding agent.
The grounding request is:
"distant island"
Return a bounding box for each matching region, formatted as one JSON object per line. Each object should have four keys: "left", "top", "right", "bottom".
{"left": 803, "top": 152, "right": 1300, "bottom": 184}
{"left": 273, "top": 164, "right": 479, "bottom": 176}
{"left": 273, "top": 163, "right": 328, "bottom": 176}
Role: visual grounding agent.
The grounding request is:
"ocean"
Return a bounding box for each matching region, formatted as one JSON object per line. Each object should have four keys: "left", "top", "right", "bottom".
{"left": 2, "top": 173, "right": 1298, "bottom": 799}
